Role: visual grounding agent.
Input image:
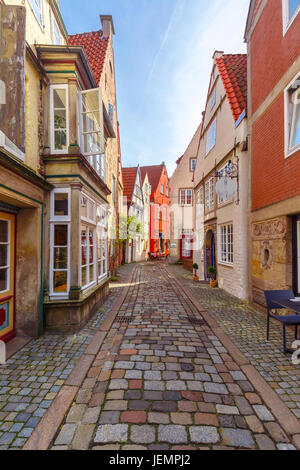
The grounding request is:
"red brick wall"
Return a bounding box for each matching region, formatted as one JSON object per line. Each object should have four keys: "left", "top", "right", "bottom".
{"left": 252, "top": 94, "right": 300, "bottom": 211}
{"left": 251, "top": 0, "right": 300, "bottom": 114}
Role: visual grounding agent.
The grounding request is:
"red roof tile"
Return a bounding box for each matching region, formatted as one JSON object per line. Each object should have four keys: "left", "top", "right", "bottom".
{"left": 140, "top": 165, "right": 167, "bottom": 193}
{"left": 122, "top": 167, "right": 138, "bottom": 203}
{"left": 68, "top": 30, "right": 109, "bottom": 85}
{"left": 216, "top": 54, "right": 247, "bottom": 121}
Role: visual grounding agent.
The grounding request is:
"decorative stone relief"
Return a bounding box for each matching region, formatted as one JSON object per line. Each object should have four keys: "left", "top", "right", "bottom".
{"left": 253, "top": 217, "right": 287, "bottom": 240}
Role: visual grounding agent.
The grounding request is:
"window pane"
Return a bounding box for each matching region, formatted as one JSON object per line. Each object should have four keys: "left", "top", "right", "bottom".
{"left": 0, "top": 220, "right": 8, "bottom": 243}
{"left": 0, "top": 268, "right": 8, "bottom": 292}
{"left": 54, "top": 248, "right": 68, "bottom": 269}
{"left": 81, "top": 267, "right": 87, "bottom": 287}
{"left": 54, "top": 89, "right": 66, "bottom": 109}
{"left": 54, "top": 110, "right": 66, "bottom": 129}
{"left": 82, "top": 111, "right": 101, "bottom": 133}
{"left": 0, "top": 245, "right": 7, "bottom": 267}
{"left": 53, "top": 271, "right": 67, "bottom": 293}
{"left": 83, "top": 132, "right": 102, "bottom": 154}
{"left": 54, "top": 193, "right": 68, "bottom": 217}
{"left": 54, "top": 225, "right": 68, "bottom": 246}
{"left": 89, "top": 265, "right": 94, "bottom": 283}
{"left": 289, "top": 0, "right": 300, "bottom": 19}
{"left": 81, "top": 197, "right": 88, "bottom": 218}
{"left": 292, "top": 100, "right": 300, "bottom": 147}
{"left": 54, "top": 130, "right": 67, "bottom": 151}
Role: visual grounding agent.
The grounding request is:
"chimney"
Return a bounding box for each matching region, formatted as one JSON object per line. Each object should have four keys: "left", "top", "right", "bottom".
{"left": 100, "top": 15, "right": 115, "bottom": 38}
{"left": 212, "top": 50, "right": 224, "bottom": 60}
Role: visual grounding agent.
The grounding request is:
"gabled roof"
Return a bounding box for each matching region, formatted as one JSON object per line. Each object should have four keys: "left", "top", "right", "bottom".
{"left": 140, "top": 164, "right": 166, "bottom": 193}
{"left": 68, "top": 30, "right": 109, "bottom": 85}
{"left": 216, "top": 54, "right": 247, "bottom": 121}
{"left": 140, "top": 168, "right": 148, "bottom": 185}
{"left": 122, "top": 167, "right": 138, "bottom": 204}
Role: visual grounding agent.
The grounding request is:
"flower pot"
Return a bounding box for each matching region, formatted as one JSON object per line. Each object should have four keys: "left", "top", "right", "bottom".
{"left": 210, "top": 279, "right": 217, "bottom": 288}
{"left": 193, "top": 275, "right": 199, "bottom": 282}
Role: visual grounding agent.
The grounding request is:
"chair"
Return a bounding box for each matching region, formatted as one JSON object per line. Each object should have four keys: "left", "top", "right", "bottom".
{"left": 264, "top": 290, "right": 300, "bottom": 354}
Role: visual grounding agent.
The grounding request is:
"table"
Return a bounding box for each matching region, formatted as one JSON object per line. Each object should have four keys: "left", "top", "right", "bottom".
{"left": 275, "top": 299, "right": 300, "bottom": 314}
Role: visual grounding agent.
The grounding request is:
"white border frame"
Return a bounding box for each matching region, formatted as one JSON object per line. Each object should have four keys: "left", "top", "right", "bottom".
{"left": 282, "top": 0, "right": 300, "bottom": 36}
{"left": 50, "top": 84, "right": 69, "bottom": 155}
{"left": 49, "top": 222, "right": 70, "bottom": 299}
{"left": 284, "top": 72, "right": 300, "bottom": 159}
{"left": 218, "top": 222, "right": 234, "bottom": 267}
{"left": 50, "top": 188, "right": 71, "bottom": 223}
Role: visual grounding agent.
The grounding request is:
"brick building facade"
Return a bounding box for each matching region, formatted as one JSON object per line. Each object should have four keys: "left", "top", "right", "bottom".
{"left": 245, "top": 0, "right": 300, "bottom": 306}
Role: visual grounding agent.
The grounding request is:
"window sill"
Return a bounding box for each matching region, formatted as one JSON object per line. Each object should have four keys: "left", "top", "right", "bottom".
{"left": 285, "top": 145, "right": 300, "bottom": 159}
{"left": 218, "top": 261, "right": 234, "bottom": 268}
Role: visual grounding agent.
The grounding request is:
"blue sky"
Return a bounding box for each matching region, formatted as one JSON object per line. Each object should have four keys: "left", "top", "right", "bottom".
{"left": 61, "top": 0, "right": 250, "bottom": 176}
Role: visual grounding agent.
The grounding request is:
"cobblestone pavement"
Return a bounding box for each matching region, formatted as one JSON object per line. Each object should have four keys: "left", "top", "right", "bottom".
{"left": 50, "top": 263, "right": 297, "bottom": 450}
{"left": 168, "top": 265, "right": 300, "bottom": 420}
{"left": 0, "top": 264, "right": 134, "bottom": 450}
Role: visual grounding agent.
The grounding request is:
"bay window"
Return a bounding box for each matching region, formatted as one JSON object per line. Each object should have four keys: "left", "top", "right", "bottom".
{"left": 50, "top": 189, "right": 70, "bottom": 297}
{"left": 78, "top": 88, "right": 106, "bottom": 181}
{"left": 50, "top": 85, "right": 69, "bottom": 153}
{"left": 285, "top": 74, "right": 300, "bottom": 157}
{"left": 81, "top": 193, "right": 108, "bottom": 289}
{"left": 97, "top": 206, "right": 108, "bottom": 281}
{"left": 219, "top": 224, "right": 233, "bottom": 265}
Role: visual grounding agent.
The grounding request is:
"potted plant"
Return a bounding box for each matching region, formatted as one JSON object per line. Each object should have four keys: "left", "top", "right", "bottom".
{"left": 192, "top": 263, "right": 199, "bottom": 282}
{"left": 207, "top": 266, "right": 217, "bottom": 288}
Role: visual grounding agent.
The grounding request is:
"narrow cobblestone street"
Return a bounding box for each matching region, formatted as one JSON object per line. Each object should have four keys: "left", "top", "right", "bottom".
{"left": 44, "top": 263, "right": 299, "bottom": 450}
{"left": 1, "top": 262, "right": 300, "bottom": 450}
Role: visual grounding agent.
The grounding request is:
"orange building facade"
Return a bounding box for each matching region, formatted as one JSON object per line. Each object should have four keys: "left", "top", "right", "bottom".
{"left": 141, "top": 164, "right": 170, "bottom": 256}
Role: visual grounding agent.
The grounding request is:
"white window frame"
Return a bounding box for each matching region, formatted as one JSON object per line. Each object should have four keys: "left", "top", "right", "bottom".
{"left": 81, "top": 224, "right": 97, "bottom": 292}
{"left": 97, "top": 205, "right": 108, "bottom": 281}
{"left": 50, "top": 188, "right": 71, "bottom": 222}
{"left": 205, "top": 178, "right": 215, "bottom": 211}
{"left": 197, "top": 187, "right": 204, "bottom": 205}
{"left": 161, "top": 185, "right": 164, "bottom": 195}
{"left": 50, "top": 84, "right": 69, "bottom": 154}
{"left": 29, "top": 0, "right": 43, "bottom": 28}
{"left": 284, "top": 72, "right": 300, "bottom": 158}
{"left": 210, "top": 88, "right": 216, "bottom": 109}
{"left": 282, "top": 0, "right": 300, "bottom": 35}
{"left": 179, "top": 189, "right": 193, "bottom": 207}
{"left": 49, "top": 223, "right": 71, "bottom": 299}
{"left": 218, "top": 223, "right": 234, "bottom": 266}
{"left": 0, "top": 218, "right": 11, "bottom": 295}
{"left": 52, "top": 12, "right": 61, "bottom": 45}
{"left": 190, "top": 159, "right": 196, "bottom": 172}
{"left": 78, "top": 87, "right": 105, "bottom": 180}
{"left": 206, "top": 118, "right": 217, "bottom": 155}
